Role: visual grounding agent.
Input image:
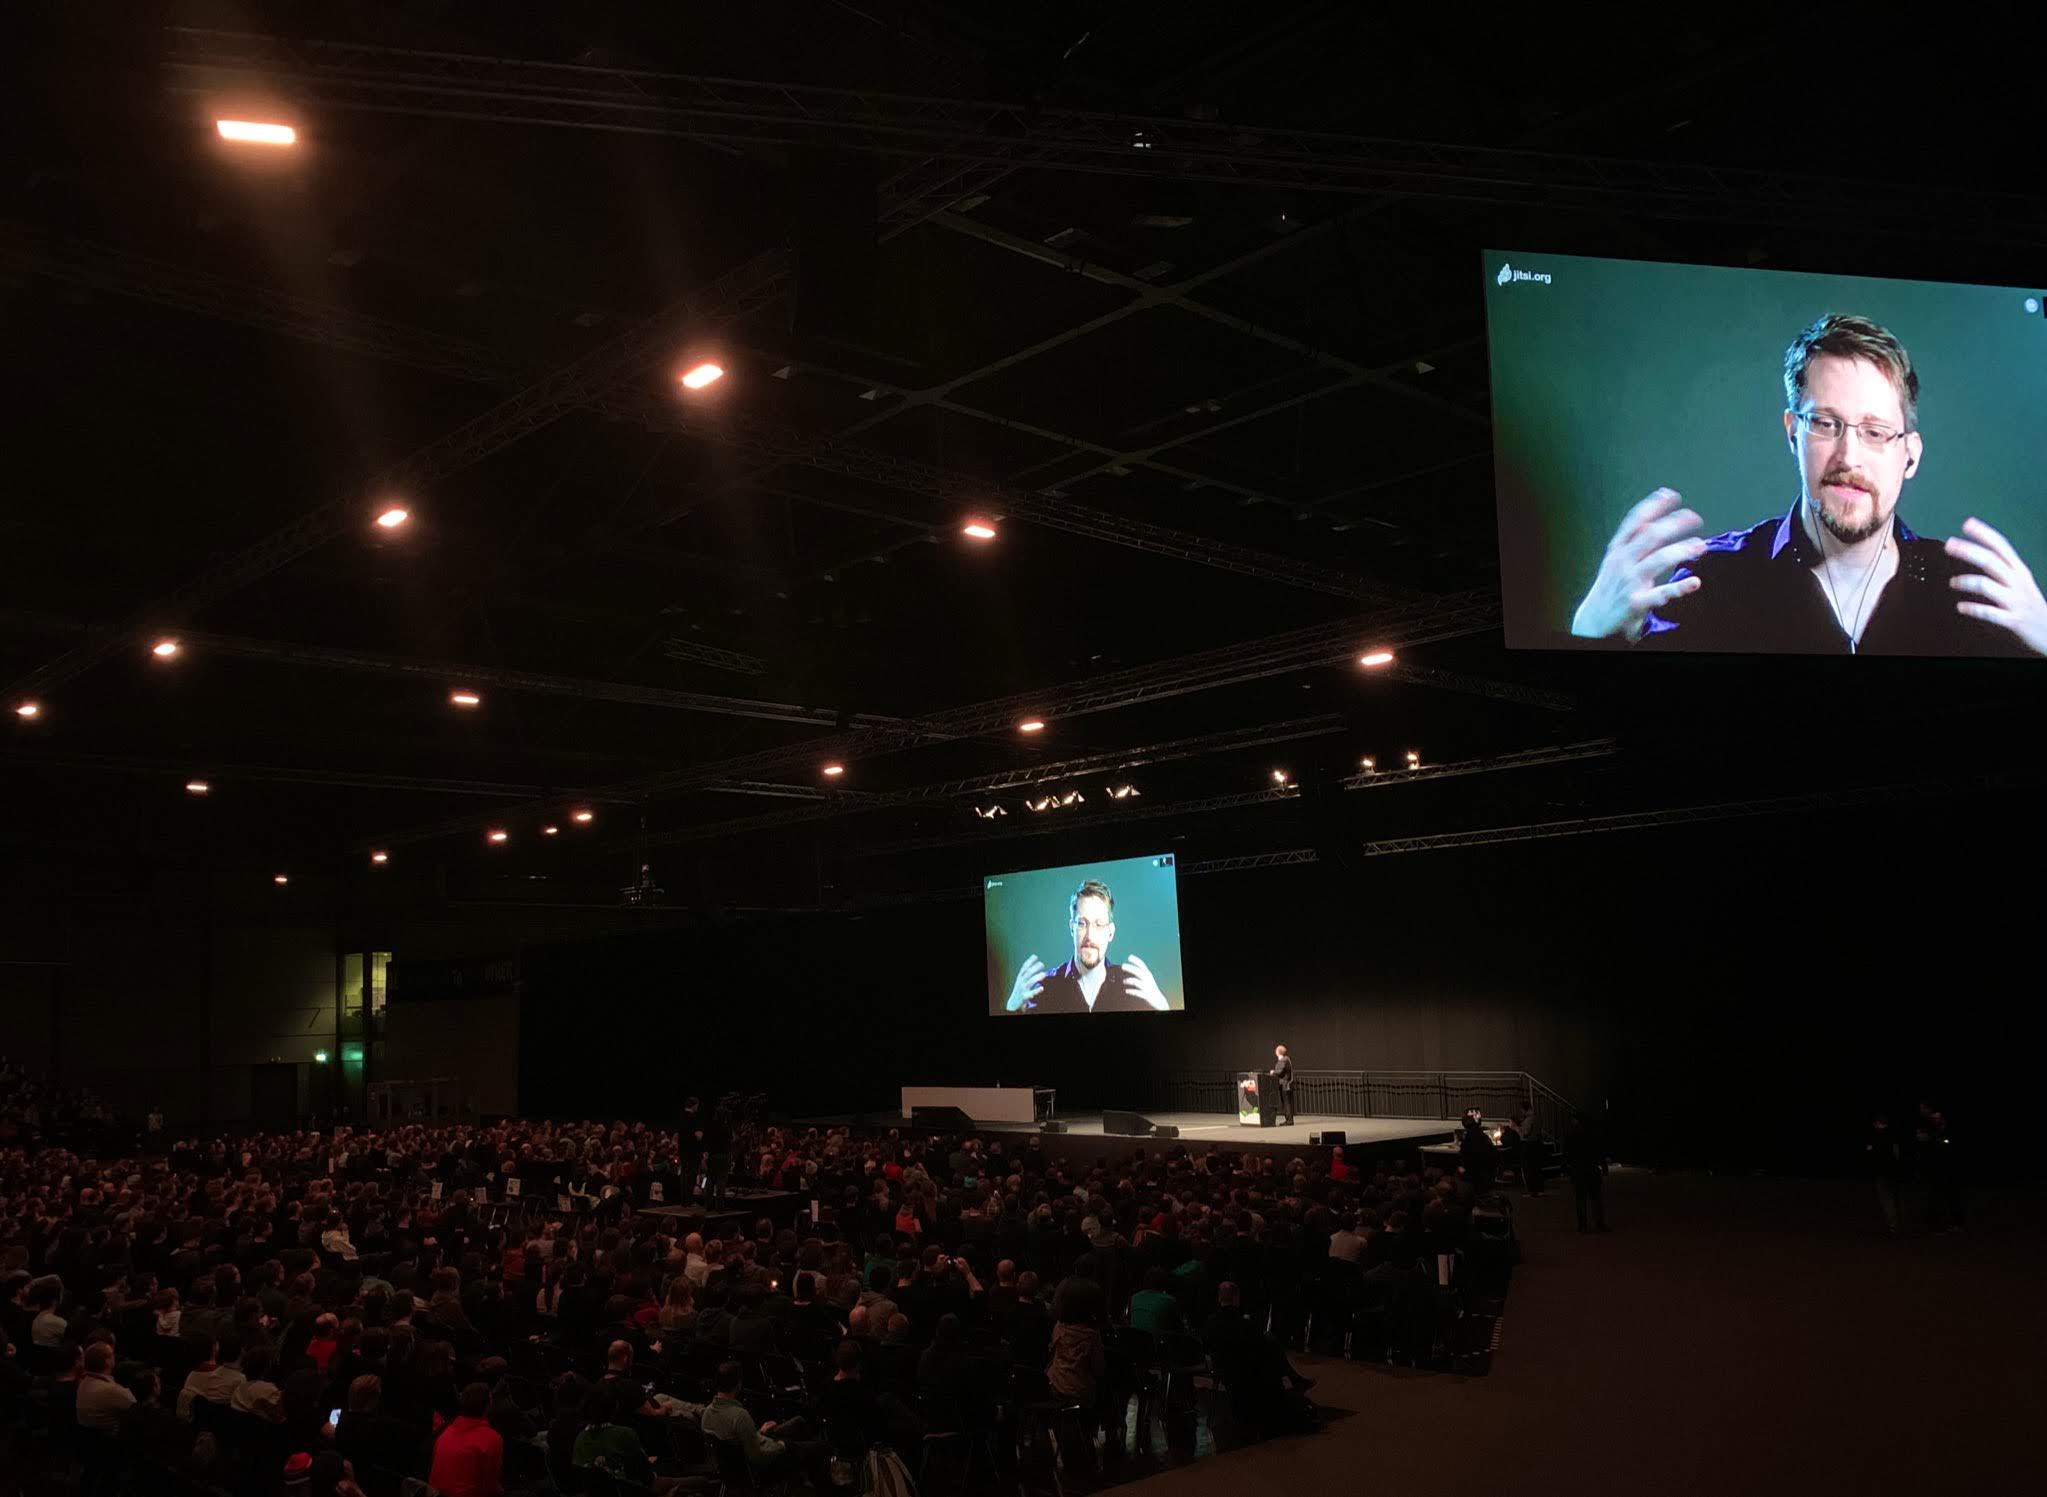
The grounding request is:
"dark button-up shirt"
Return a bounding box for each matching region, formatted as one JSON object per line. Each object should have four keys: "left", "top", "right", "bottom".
{"left": 1639, "top": 504, "right": 2027, "bottom": 656}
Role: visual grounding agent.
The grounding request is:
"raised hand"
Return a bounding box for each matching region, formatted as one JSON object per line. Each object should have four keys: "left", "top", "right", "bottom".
{"left": 1006, "top": 954, "right": 1046, "bottom": 1012}
{"left": 1121, "top": 954, "right": 1169, "bottom": 1011}
{"left": 1570, "top": 488, "right": 1708, "bottom": 641}
{"left": 1947, "top": 517, "right": 2047, "bottom": 655}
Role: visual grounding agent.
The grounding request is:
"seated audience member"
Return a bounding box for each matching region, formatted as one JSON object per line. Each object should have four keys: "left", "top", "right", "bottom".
{"left": 122, "top": 1369, "right": 196, "bottom": 1469}
{"left": 701, "top": 1360, "right": 828, "bottom": 1484}
{"left": 426, "top": 1382, "right": 503, "bottom": 1497}
{"left": 336, "top": 1373, "right": 426, "bottom": 1480}
{"left": 76, "top": 1340, "right": 138, "bottom": 1432}
{"left": 1203, "top": 1281, "right": 1316, "bottom": 1438}
{"left": 572, "top": 1383, "right": 683, "bottom": 1496}
{"left": 177, "top": 1332, "right": 244, "bottom": 1418}
{"left": 230, "top": 1344, "right": 286, "bottom": 1422}
{"left": 1327, "top": 1213, "right": 1367, "bottom": 1264}
{"left": 1127, "top": 1268, "right": 1185, "bottom": 1332}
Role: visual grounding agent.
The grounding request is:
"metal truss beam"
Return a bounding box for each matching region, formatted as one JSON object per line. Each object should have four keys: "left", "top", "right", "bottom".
{"left": 1341, "top": 738, "right": 1617, "bottom": 789}
{"left": 162, "top": 30, "right": 2047, "bottom": 240}
{"left": 1353, "top": 775, "right": 2030, "bottom": 856}
{"left": 0, "top": 748, "right": 616, "bottom": 802}
{"left": 1380, "top": 663, "right": 1576, "bottom": 711}
{"left": 850, "top": 784, "right": 1301, "bottom": 858}
{"left": 6, "top": 218, "right": 1416, "bottom": 616}
{"left": 355, "top": 591, "right": 1496, "bottom": 852}
{"left": 660, "top": 639, "right": 769, "bottom": 676}
{"left": 181, "top": 630, "right": 911, "bottom": 731}
{"left": 637, "top": 719, "right": 1345, "bottom": 850}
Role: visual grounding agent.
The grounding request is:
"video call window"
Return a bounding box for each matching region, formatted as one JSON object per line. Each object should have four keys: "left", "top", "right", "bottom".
{"left": 1486, "top": 250, "right": 2047, "bottom": 658}
{"left": 985, "top": 853, "right": 1187, "bottom": 1016}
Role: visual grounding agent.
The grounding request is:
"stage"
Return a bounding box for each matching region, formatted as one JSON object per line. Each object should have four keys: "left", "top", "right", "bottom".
{"left": 797, "top": 1110, "right": 1455, "bottom": 1158}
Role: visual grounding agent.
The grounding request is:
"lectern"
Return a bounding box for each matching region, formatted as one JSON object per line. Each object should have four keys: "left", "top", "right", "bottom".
{"left": 1238, "top": 1071, "right": 1276, "bottom": 1127}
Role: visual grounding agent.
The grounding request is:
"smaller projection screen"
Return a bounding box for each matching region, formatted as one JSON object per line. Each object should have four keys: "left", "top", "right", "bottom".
{"left": 985, "top": 853, "right": 1185, "bottom": 1016}
{"left": 1485, "top": 249, "right": 2047, "bottom": 658}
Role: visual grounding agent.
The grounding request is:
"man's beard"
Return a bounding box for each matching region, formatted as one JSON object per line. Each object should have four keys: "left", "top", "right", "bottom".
{"left": 1076, "top": 945, "right": 1102, "bottom": 970}
{"left": 1813, "top": 470, "right": 1892, "bottom": 544}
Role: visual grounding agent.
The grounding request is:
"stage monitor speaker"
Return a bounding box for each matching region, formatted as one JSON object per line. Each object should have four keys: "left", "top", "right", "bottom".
{"left": 910, "top": 1106, "right": 975, "bottom": 1130}
{"left": 1320, "top": 1130, "right": 1347, "bottom": 1147}
{"left": 1103, "top": 1109, "right": 1157, "bottom": 1137}
{"left": 1151, "top": 1124, "right": 1179, "bottom": 1139}
{"left": 1040, "top": 1120, "right": 1067, "bottom": 1134}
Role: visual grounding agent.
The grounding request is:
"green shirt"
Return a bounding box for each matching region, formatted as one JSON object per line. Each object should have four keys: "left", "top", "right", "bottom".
{"left": 1128, "top": 1289, "right": 1182, "bottom": 1331}
{"left": 572, "top": 1423, "right": 649, "bottom": 1475}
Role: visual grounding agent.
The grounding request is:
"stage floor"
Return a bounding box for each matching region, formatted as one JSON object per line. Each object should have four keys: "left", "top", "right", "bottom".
{"left": 800, "top": 1109, "right": 1454, "bottom": 1154}
{"left": 1054, "top": 1112, "right": 1454, "bottom": 1151}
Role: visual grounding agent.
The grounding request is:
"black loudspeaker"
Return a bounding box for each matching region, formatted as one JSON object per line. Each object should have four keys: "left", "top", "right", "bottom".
{"left": 910, "top": 1106, "right": 975, "bottom": 1130}
{"left": 1040, "top": 1120, "right": 1066, "bottom": 1134}
{"left": 1151, "top": 1124, "right": 1179, "bottom": 1139}
{"left": 1103, "top": 1110, "right": 1156, "bottom": 1137}
{"left": 1321, "top": 1130, "right": 1347, "bottom": 1147}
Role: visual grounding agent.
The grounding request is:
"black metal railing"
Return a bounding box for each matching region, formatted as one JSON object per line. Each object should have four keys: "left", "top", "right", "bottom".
{"left": 1162, "top": 1069, "right": 1577, "bottom": 1139}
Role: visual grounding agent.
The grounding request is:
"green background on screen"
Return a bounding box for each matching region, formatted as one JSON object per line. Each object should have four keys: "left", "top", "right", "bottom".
{"left": 1484, "top": 249, "right": 2047, "bottom": 646}
{"left": 984, "top": 852, "right": 1185, "bottom": 1015}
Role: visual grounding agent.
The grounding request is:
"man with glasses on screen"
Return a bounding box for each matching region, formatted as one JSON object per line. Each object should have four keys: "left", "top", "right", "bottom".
{"left": 1004, "top": 878, "right": 1171, "bottom": 1013}
{"left": 1568, "top": 313, "right": 2047, "bottom": 655}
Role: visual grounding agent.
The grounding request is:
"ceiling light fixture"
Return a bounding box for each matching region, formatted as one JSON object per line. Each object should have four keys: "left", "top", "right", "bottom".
{"left": 449, "top": 690, "right": 481, "bottom": 708}
{"left": 1359, "top": 649, "right": 1395, "bottom": 667}
{"left": 678, "top": 362, "right": 725, "bottom": 390}
{"left": 14, "top": 702, "right": 40, "bottom": 719}
{"left": 152, "top": 638, "right": 181, "bottom": 659}
{"left": 370, "top": 850, "right": 389, "bottom": 865}
{"left": 541, "top": 825, "right": 560, "bottom": 836}
{"left": 217, "top": 119, "right": 297, "bottom": 146}
{"left": 962, "top": 521, "right": 998, "bottom": 540}
{"left": 184, "top": 780, "right": 210, "bottom": 795}
{"left": 1018, "top": 719, "right": 1045, "bottom": 734}
{"left": 822, "top": 764, "right": 845, "bottom": 778}
{"left": 571, "top": 809, "right": 594, "bottom": 824}
{"left": 375, "top": 506, "right": 410, "bottom": 530}
{"left": 272, "top": 873, "right": 290, "bottom": 886}
{"left": 487, "top": 829, "right": 509, "bottom": 844}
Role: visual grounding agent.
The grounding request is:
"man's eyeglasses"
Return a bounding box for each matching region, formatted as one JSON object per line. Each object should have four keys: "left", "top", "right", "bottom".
{"left": 1071, "top": 917, "right": 1113, "bottom": 934}
{"left": 1795, "top": 410, "right": 1909, "bottom": 450}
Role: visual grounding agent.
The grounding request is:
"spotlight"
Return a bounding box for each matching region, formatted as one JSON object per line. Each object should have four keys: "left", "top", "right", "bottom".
{"left": 184, "top": 780, "right": 210, "bottom": 796}
{"left": 1272, "top": 769, "right": 1289, "bottom": 784}
{"left": 571, "top": 809, "right": 594, "bottom": 824}
{"left": 1060, "top": 790, "right": 1082, "bottom": 807}
{"left": 822, "top": 764, "right": 845, "bottom": 778}
{"left": 152, "top": 638, "right": 182, "bottom": 659}
{"left": 1359, "top": 650, "right": 1395, "bottom": 667}
{"left": 963, "top": 521, "right": 998, "bottom": 541}
{"left": 216, "top": 119, "right": 297, "bottom": 146}
{"left": 541, "top": 825, "right": 560, "bottom": 836}
{"left": 1018, "top": 719, "right": 1046, "bottom": 734}
{"left": 449, "top": 690, "right": 482, "bottom": 708}
{"left": 272, "top": 873, "right": 289, "bottom": 886}
{"left": 375, "top": 506, "right": 410, "bottom": 530}
{"left": 14, "top": 702, "right": 40, "bottom": 719}
{"left": 678, "top": 362, "right": 725, "bottom": 390}
{"left": 487, "top": 829, "right": 509, "bottom": 844}
{"left": 370, "top": 850, "right": 389, "bottom": 865}
{"left": 1405, "top": 750, "right": 1422, "bottom": 767}
{"left": 1359, "top": 756, "right": 1376, "bottom": 773}
{"left": 314, "top": 1050, "right": 329, "bottom": 1064}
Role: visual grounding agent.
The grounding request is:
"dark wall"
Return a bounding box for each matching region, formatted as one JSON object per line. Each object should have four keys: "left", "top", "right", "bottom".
{"left": 517, "top": 787, "right": 2047, "bottom": 1170}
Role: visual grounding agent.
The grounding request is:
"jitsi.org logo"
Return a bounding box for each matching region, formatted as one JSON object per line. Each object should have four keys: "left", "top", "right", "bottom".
{"left": 1496, "top": 262, "right": 1552, "bottom": 286}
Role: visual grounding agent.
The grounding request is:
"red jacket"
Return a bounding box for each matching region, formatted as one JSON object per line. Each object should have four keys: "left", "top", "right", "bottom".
{"left": 427, "top": 1416, "right": 503, "bottom": 1497}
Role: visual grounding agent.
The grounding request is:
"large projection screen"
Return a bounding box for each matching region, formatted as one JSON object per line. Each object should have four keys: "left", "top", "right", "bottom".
{"left": 1486, "top": 249, "right": 2047, "bottom": 658}
{"left": 985, "top": 853, "right": 1186, "bottom": 1016}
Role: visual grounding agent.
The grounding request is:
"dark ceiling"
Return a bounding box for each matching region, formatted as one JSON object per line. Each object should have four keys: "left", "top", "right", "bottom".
{"left": 3, "top": 3, "right": 2042, "bottom": 917}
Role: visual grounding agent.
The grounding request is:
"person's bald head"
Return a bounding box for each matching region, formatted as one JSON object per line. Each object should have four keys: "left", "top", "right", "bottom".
{"left": 606, "top": 1339, "right": 632, "bottom": 1371}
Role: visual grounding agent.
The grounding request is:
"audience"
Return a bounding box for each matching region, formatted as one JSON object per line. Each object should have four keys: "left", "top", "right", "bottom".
{"left": 0, "top": 1057, "right": 1565, "bottom": 1497}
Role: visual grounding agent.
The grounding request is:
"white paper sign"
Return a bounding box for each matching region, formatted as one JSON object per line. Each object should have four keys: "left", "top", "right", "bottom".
{"left": 430, "top": 1180, "right": 444, "bottom": 1201}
